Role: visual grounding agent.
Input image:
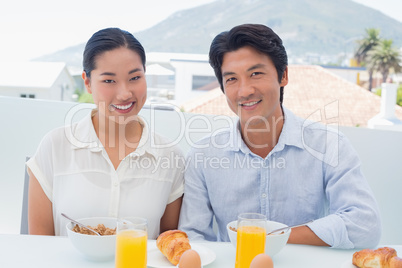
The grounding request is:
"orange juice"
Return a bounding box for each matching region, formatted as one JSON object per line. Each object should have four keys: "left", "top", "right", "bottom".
{"left": 115, "top": 229, "right": 147, "bottom": 268}
{"left": 235, "top": 226, "right": 266, "bottom": 268}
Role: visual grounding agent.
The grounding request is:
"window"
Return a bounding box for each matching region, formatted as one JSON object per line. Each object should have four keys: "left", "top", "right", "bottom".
{"left": 20, "top": 94, "right": 35, "bottom": 98}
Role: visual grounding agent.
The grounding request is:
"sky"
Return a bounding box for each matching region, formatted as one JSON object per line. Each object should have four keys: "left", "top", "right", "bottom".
{"left": 0, "top": 0, "right": 401, "bottom": 62}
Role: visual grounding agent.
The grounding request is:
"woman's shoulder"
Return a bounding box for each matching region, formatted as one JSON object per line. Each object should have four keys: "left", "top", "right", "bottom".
{"left": 38, "top": 120, "right": 83, "bottom": 149}
{"left": 148, "top": 131, "right": 185, "bottom": 156}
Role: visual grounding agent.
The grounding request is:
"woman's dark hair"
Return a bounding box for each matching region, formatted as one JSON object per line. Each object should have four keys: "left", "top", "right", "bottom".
{"left": 83, "top": 28, "right": 146, "bottom": 77}
{"left": 209, "top": 24, "right": 288, "bottom": 105}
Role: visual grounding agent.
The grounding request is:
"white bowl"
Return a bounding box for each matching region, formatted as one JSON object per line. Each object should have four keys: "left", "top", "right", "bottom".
{"left": 66, "top": 217, "right": 117, "bottom": 261}
{"left": 226, "top": 220, "right": 291, "bottom": 257}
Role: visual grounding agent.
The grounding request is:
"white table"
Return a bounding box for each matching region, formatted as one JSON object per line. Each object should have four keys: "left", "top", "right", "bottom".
{"left": 0, "top": 234, "right": 397, "bottom": 267}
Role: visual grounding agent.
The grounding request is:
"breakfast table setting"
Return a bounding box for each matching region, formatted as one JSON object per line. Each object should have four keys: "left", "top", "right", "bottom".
{"left": 0, "top": 233, "right": 357, "bottom": 268}
{"left": 1, "top": 232, "right": 400, "bottom": 267}
{"left": 1, "top": 214, "right": 400, "bottom": 268}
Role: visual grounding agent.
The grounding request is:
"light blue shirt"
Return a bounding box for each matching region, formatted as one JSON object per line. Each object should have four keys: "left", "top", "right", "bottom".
{"left": 179, "top": 108, "right": 381, "bottom": 249}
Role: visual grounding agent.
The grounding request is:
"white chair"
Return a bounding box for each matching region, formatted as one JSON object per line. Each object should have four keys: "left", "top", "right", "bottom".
{"left": 20, "top": 157, "right": 30, "bottom": 235}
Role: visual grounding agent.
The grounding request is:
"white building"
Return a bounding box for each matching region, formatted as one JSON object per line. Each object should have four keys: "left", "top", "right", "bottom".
{"left": 0, "top": 62, "right": 76, "bottom": 101}
{"left": 321, "top": 65, "right": 365, "bottom": 85}
{"left": 146, "top": 52, "right": 217, "bottom": 105}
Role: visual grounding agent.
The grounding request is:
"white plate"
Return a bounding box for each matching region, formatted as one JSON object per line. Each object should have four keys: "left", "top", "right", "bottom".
{"left": 340, "top": 246, "right": 402, "bottom": 268}
{"left": 147, "top": 241, "right": 216, "bottom": 268}
{"left": 340, "top": 260, "right": 357, "bottom": 268}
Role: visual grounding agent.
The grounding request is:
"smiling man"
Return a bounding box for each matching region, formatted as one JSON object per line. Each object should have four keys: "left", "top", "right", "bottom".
{"left": 178, "top": 24, "right": 381, "bottom": 249}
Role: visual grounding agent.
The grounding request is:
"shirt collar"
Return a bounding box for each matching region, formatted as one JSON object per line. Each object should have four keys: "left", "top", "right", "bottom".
{"left": 228, "top": 107, "right": 305, "bottom": 155}
{"left": 69, "top": 109, "right": 101, "bottom": 152}
{"left": 129, "top": 117, "right": 158, "bottom": 159}
{"left": 275, "top": 107, "right": 305, "bottom": 151}
{"left": 69, "top": 110, "right": 158, "bottom": 158}
{"left": 231, "top": 120, "right": 253, "bottom": 154}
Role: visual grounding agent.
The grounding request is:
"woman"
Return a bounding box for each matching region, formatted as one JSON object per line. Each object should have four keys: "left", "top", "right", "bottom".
{"left": 27, "top": 28, "right": 184, "bottom": 238}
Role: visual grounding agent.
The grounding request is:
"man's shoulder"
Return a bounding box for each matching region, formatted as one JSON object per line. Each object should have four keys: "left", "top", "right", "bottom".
{"left": 300, "top": 120, "right": 345, "bottom": 141}
{"left": 285, "top": 108, "right": 345, "bottom": 138}
{"left": 198, "top": 127, "right": 234, "bottom": 143}
{"left": 186, "top": 128, "right": 237, "bottom": 155}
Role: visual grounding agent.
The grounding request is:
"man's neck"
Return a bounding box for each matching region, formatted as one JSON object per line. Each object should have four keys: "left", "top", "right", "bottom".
{"left": 240, "top": 114, "right": 284, "bottom": 158}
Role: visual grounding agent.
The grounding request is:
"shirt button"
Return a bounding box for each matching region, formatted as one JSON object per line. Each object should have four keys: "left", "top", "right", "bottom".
{"left": 262, "top": 193, "right": 267, "bottom": 198}
{"left": 114, "top": 182, "right": 119, "bottom": 187}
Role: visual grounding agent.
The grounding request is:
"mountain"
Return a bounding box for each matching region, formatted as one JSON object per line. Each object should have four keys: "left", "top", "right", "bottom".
{"left": 35, "top": 0, "right": 402, "bottom": 67}
{"left": 36, "top": 43, "right": 86, "bottom": 68}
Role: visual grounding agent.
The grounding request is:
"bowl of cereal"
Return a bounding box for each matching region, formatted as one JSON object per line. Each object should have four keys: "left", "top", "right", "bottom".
{"left": 66, "top": 217, "right": 117, "bottom": 261}
{"left": 226, "top": 220, "right": 291, "bottom": 257}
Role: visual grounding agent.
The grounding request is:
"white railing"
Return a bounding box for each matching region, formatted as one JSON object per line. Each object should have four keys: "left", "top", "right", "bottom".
{"left": 0, "top": 96, "right": 401, "bottom": 244}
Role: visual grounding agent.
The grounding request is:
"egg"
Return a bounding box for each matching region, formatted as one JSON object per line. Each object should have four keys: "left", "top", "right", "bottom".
{"left": 250, "top": 253, "right": 274, "bottom": 268}
{"left": 178, "top": 249, "right": 202, "bottom": 268}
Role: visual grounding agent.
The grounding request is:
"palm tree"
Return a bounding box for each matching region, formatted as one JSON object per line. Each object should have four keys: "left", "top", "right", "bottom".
{"left": 368, "top": 39, "right": 402, "bottom": 83}
{"left": 354, "top": 28, "right": 381, "bottom": 90}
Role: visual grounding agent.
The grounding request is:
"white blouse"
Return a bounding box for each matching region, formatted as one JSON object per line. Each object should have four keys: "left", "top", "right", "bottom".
{"left": 27, "top": 110, "right": 185, "bottom": 238}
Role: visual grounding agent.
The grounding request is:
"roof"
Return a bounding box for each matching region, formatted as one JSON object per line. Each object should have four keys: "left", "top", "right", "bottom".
{"left": 182, "top": 65, "right": 402, "bottom": 127}
{"left": 0, "top": 61, "right": 67, "bottom": 88}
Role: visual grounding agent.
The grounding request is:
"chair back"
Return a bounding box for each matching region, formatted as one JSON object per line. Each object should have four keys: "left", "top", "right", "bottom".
{"left": 20, "top": 157, "right": 30, "bottom": 234}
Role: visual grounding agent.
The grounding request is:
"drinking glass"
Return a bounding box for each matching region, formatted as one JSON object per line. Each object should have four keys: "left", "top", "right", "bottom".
{"left": 235, "top": 213, "right": 267, "bottom": 268}
{"left": 115, "top": 217, "right": 147, "bottom": 268}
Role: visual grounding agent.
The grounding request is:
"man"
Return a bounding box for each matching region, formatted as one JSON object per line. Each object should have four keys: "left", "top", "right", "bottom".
{"left": 178, "top": 24, "right": 381, "bottom": 249}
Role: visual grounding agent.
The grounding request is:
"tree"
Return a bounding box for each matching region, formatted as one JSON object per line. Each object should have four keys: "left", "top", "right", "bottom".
{"left": 368, "top": 39, "right": 402, "bottom": 83}
{"left": 78, "top": 92, "right": 94, "bottom": 103}
{"left": 354, "top": 28, "right": 381, "bottom": 91}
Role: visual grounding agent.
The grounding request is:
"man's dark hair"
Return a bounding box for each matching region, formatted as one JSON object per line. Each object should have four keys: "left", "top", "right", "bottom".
{"left": 209, "top": 24, "right": 288, "bottom": 104}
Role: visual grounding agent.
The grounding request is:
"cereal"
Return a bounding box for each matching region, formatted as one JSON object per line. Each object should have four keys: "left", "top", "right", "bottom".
{"left": 229, "top": 226, "right": 237, "bottom": 232}
{"left": 72, "top": 224, "right": 116, "bottom": 235}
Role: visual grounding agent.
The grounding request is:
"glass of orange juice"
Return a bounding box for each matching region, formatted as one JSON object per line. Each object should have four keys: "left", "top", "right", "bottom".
{"left": 235, "top": 213, "right": 267, "bottom": 268}
{"left": 115, "top": 217, "right": 147, "bottom": 268}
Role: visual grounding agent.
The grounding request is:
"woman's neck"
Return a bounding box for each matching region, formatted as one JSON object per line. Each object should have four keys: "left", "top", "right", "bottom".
{"left": 92, "top": 111, "right": 143, "bottom": 156}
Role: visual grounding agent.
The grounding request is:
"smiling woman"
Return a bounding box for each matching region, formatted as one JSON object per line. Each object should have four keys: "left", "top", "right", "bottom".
{"left": 81, "top": 29, "right": 147, "bottom": 161}
{"left": 26, "top": 28, "right": 185, "bottom": 239}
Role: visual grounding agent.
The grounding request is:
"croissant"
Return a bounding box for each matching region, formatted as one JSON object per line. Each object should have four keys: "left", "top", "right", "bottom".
{"left": 353, "top": 247, "right": 402, "bottom": 268}
{"left": 156, "top": 230, "right": 192, "bottom": 265}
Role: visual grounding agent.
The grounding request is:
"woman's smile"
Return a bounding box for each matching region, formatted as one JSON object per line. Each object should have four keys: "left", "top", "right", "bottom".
{"left": 110, "top": 102, "right": 136, "bottom": 113}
